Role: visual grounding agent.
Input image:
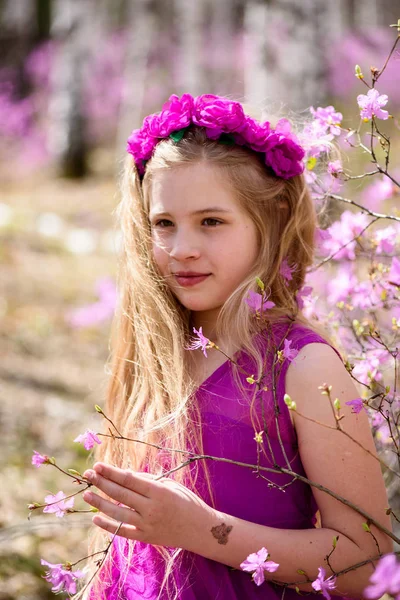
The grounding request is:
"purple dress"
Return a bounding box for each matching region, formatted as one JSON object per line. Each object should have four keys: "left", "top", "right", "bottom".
{"left": 91, "top": 322, "right": 345, "bottom": 599}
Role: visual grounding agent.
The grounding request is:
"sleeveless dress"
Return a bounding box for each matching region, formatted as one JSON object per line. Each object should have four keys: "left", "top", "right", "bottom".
{"left": 90, "top": 321, "right": 346, "bottom": 599}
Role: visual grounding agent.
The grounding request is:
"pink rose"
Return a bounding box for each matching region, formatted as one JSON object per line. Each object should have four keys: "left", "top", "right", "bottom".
{"left": 192, "top": 94, "right": 245, "bottom": 136}
{"left": 264, "top": 136, "right": 305, "bottom": 179}
{"left": 234, "top": 117, "right": 272, "bottom": 151}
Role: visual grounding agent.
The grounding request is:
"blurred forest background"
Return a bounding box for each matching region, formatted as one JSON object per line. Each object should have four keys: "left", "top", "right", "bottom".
{"left": 0, "top": 1, "right": 399, "bottom": 598}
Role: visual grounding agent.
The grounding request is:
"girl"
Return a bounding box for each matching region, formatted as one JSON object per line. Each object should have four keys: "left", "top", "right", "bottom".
{"left": 81, "top": 94, "right": 392, "bottom": 599}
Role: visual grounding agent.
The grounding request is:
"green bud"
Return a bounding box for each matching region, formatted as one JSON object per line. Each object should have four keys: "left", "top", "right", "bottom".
{"left": 90, "top": 507, "right": 99, "bottom": 513}
{"left": 389, "top": 19, "right": 400, "bottom": 32}
{"left": 355, "top": 64, "right": 364, "bottom": 79}
{"left": 95, "top": 405, "right": 104, "bottom": 414}
{"left": 385, "top": 385, "right": 391, "bottom": 394}
{"left": 334, "top": 398, "right": 341, "bottom": 411}
{"left": 332, "top": 535, "right": 339, "bottom": 548}
{"left": 295, "top": 587, "right": 301, "bottom": 595}
{"left": 297, "top": 569, "right": 307, "bottom": 576}
{"left": 284, "top": 394, "right": 297, "bottom": 411}
{"left": 306, "top": 157, "right": 317, "bottom": 171}
{"left": 246, "top": 375, "right": 256, "bottom": 384}
{"left": 255, "top": 277, "right": 265, "bottom": 291}
{"left": 68, "top": 469, "right": 82, "bottom": 477}
{"left": 48, "top": 456, "right": 56, "bottom": 465}
{"left": 362, "top": 522, "right": 371, "bottom": 532}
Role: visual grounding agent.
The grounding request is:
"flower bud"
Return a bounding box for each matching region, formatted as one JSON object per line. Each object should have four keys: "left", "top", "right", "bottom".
{"left": 255, "top": 277, "right": 265, "bottom": 291}
{"left": 355, "top": 65, "right": 364, "bottom": 79}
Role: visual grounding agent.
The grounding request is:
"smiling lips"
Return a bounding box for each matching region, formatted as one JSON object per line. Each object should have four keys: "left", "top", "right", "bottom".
{"left": 174, "top": 272, "right": 211, "bottom": 287}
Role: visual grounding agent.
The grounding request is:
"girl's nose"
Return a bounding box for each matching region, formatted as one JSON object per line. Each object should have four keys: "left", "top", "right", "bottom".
{"left": 168, "top": 231, "right": 201, "bottom": 261}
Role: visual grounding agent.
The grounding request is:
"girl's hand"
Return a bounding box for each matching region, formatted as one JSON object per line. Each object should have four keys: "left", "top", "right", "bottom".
{"left": 82, "top": 462, "right": 215, "bottom": 551}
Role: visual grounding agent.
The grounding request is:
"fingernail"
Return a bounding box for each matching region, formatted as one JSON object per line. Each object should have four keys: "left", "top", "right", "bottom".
{"left": 83, "top": 491, "right": 93, "bottom": 502}
{"left": 83, "top": 470, "right": 95, "bottom": 480}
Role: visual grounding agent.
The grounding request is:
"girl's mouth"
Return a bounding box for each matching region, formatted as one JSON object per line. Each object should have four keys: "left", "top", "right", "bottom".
{"left": 175, "top": 274, "right": 210, "bottom": 287}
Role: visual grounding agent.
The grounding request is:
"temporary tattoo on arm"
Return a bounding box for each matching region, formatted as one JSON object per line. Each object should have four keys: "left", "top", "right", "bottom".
{"left": 210, "top": 522, "right": 233, "bottom": 545}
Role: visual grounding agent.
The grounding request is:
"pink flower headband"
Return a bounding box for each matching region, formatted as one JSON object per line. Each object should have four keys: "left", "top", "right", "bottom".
{"left": 126, "top": 93, "right": 305, "bottom": 180}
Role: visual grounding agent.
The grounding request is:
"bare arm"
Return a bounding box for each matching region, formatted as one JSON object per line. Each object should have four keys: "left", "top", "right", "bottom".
{"left": 188, "top": 344, "right": 393, "bottom": 597}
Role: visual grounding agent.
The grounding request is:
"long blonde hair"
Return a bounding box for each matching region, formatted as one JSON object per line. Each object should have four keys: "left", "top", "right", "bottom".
{"left": 83, "top": 125, "right": 318, "bottom": 598}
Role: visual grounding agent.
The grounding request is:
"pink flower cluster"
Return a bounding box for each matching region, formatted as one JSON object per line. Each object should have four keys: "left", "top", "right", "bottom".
{"left": 364, "top": 553, "right": 400, "bottom": 599}
{"left": 41, "top": 559, "right": 84, "bottom": 594}
{"left": 127, "top": 94, "right": 305, "bottom": 179}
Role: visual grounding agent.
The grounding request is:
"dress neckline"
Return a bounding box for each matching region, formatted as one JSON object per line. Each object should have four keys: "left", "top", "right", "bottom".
{"left": 196, "top": 357, "right": 232, "bottom": 390}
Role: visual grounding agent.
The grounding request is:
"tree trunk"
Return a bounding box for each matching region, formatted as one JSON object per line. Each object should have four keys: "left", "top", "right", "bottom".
{"left": 244, "top": 0, "right": 329, "bottom": 113}
{"left": 115, "top": 0, "right": 156, "bottom": 160}
{"left": 48, "top": 0, "right": 92, "bottom": 178}
{"left": 174, "top": 0, "right": 207, "bottom": 96}
{"left": 207, "top": 0, "right": 236, "bottom": 94}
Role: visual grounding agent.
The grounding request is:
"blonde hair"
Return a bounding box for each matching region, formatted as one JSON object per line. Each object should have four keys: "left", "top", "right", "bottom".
{"left": 82, "top": 124, "right": 318, "bottom": 599}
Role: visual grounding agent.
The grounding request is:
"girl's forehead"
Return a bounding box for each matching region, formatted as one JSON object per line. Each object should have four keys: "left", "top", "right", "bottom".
{"left": 149, "top": 163, "right": 241, "bottom": 215}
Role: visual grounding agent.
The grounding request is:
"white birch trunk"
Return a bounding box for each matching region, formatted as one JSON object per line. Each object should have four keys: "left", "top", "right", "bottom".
{"left": 175, "top": 0, "right": 206, "bottom": 96}
{"left": 354, "top": 0, "right": 379, "bottom": 29}
{"left": 244, "top": 0, "right": 329, "bottom": 113}
{"left": 208, "top": 0, "right": 236, "bottom": 93}
{"left": 115, "top": 0, "right": 156, "bottom": 159}
{"left": 48, "top": 0, "right": 92, "bottom": 176}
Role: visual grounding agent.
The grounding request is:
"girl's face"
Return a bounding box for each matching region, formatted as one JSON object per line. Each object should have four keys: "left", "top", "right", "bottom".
{"left": 149, "top": 162, "right": 259, "bottom": 334}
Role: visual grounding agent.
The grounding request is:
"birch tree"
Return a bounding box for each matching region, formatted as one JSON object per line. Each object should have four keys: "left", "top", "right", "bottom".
{"left": 175, "top": 0, "right": 207, "bottom": 96}
{"left": 244, "top": 0, "right": 329, "bottom": 113}
{"left": 48, "top": 0, "right": 93, "bottom": 177}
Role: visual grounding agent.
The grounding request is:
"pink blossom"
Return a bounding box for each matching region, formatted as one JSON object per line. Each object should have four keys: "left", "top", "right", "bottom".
{"left": 74, "top": 429, "right": 102, "bottom": 451}
{"left": 280, "top": 258, "right": 296, "bottom": 283}
{"left": 315, "top": 227, "right": 332, "bottom": 250}
{"left": 245, "top": 290, "right": 275, "bottom": 313}
{"left": 240, "top": 547, "right": 279, "bottom": 586}
{"left": 327, "top": 267, "right": 358, "bottom": 305}
{"left": 41, "top": 559, "right": 84, "bottom": 595}
{"left": 186, "top": 326, "right": 210, "bottom": 357}
{"left": 372, "top": 226, "right": 398, "bottom": 255}
{"left": 357, "top": 89, "right": 389, "bottom": 121}
{"left": 361, "top": 176, "right": 394, "bottom": 210}
{"left": 301, "top": 120, "right": 334, "bottom": 158}
{"left": 311, "top": 567, "right": 337, "bottom": 600}
{"left": 43, "top": 491, "right": 74, "bottom": 518}
{"left": 322, "top": 211, "right": 370, "bottom": 261}
{"left": 352, "top": 350, "right": 387, "bottom": 385}
{"left": 389, "top": 256, "right": 400, "bottom": 286}
{"left": 282, "top": 339, "right": 299, "bottom": 363}
{"left": 296, "top": 285, "right": 313, "bottom": 310}
{"left": 310, "top": 106, "right": 342, "bottom": 136}
{"left": 345, "top": 398, "right": 365, "bottom": 414}
{"left": 327, "top": 160, "right": 343, "bottom": 176}
{"left": 67, "top": 277, "right": 117, "bottom": 328}
{"left": 31, "top": 450, "right": 49, "bottom": 467}
{"left": 363, "top": 554, "right": 400, "bottom": 598}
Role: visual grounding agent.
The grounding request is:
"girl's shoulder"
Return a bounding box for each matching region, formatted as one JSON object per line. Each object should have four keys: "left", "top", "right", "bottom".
{"left": 266, "top": 318, "right": 343, "bottom": 363}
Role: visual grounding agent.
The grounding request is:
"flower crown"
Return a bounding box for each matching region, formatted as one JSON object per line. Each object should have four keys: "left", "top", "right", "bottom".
{"left": 126, "top": 94, "right": 305, "bottom": 180}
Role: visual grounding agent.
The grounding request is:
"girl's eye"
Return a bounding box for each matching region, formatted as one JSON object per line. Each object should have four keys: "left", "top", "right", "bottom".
{"left": 154, "top": 219, "right": 173, "bottom": 227}
{"left": 202, "top": 218, "right": 223, "bottom": 227}
{"left": 153, "top": 218, "right": 223, "bottom": 228}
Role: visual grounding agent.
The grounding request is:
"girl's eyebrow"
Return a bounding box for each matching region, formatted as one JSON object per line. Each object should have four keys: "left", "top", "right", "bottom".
{"left": 149, "top": 207, "right": 233, "bottom": 218}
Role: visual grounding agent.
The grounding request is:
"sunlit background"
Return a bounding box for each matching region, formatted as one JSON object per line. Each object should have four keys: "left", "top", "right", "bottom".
{"left": 0, "top": 1, "right": 399, "bottom": 597}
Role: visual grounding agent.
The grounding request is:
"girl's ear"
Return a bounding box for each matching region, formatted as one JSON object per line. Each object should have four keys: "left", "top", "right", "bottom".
{"left": 278, "top": 199, "right": 289, "bottom": 210}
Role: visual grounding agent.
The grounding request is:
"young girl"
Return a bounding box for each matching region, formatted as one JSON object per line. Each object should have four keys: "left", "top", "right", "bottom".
{"left": 81, "top": 94, "right": 393, "bottom": 599}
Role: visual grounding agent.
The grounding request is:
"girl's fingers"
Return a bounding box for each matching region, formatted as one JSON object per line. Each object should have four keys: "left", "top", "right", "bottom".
{"left": 92, "top": 513, "right": 145, "bottom": 541}
{"left": 83, "top": 469, "right": 150, "bottom": 510}
{"left": 83, "top": 490, "right": 142, "bottom": 525}
{"left": 87, "top": 463, "right": 154, "bottom": 497}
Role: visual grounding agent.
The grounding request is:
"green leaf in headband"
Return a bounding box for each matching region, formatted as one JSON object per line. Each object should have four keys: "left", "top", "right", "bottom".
{"left": 169, "top": 127, "right": 190, "bottom": 142}
{"left": 218, "top": 133, "right": 236, "bottom": 145}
